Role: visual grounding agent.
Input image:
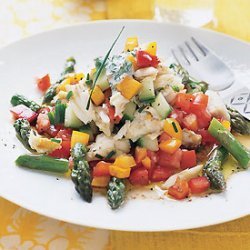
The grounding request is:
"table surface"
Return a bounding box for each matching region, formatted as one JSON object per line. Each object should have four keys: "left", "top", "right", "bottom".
{"left": 1, "top": 0, "right": 250, "bottom": 249}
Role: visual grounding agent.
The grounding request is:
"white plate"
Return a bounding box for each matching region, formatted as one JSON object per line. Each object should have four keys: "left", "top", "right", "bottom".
{"left": 0, "top": 20, "right": 250, "bottom": 232}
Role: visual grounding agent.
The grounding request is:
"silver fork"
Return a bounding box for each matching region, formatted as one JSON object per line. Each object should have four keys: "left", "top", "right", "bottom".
{"left": 171, "top": 37, "right": 250, "bottom": 120}
{"left": 171, "top": 37, "right": 234, "bottom": 91}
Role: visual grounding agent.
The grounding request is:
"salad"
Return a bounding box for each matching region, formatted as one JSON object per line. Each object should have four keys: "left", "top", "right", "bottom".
{"left": 10, "top": 29, "right": 250, "bottom": 210}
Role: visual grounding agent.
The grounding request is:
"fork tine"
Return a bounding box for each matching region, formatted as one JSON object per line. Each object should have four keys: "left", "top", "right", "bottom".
{"left": 178, "top": 46, "right": 191, "bottom": 65}
{"left": 171, "top": 48, "right": 190, "bottom": 66}
{"left": 184, "top": 41, "right": 199, "bottom": 61}
{"left": 191, "top": 37, "right": 209, "bottom": 56}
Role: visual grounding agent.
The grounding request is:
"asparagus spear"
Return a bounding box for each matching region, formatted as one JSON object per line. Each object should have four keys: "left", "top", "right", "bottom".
{"left": 16, "top": 155, "right": 69, "bottom": 173}
{"left": 43, "top": 57, "right": 76, "bottom": 104}
{"left": 227, "top": 106, "right": 250, "bottom": 135}
{"left": 208, "top": 118, "right": 250, "bottom": 169}
{"left": 13, "top": 118, "right": 32, "bottom": 150}
{"left": 11, "top": 94, "right": 41, "bottom": 112}
{"left": 71, "top": 143, "right": 92, "bottom": 203}
{"left": 203, "top": 146, "right": 228, "bottom": 191}
{"left": 107, "top": 177, "right": 126, "bottom": 209}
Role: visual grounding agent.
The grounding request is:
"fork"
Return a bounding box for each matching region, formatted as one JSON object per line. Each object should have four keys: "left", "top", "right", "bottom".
{"left": 171, "top": 37, "right": 250, "bottom": 120}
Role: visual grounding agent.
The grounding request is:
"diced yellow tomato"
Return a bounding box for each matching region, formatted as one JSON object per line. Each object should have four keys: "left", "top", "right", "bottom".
{"left": 221, "top": 120, "right": 231, "bottom": 131}
{"left": 91, "top": 86, "right": 105, "bottom": 106}
{"left": 71, "top": 131, "right": 89, "bottom": 148}
{"left": 159, "top": 138, "right": 182, "bottom": 154}
{"left": 57, "top": 78, "right": 71, "bottom": 92}
{"left": 114, "top": 155, "right": 136, "bottom": 168}
{"left": 91, "top": 176, "right": 110, "bottom": 188}
{"left": 135, "top": 147, "right": 147, "bottom": 163}
{"left": 145, "top": 42, "right": 157, "bottom": 56}
{"left": 125, "top": 37, "right": 138, "bottom": 51}
{"left": 163, "top": 118, "right": 182, "bottom": 140}
{"left": 117, "top": 76, "right": 142, "bottom": 100}
{"left": 126, "top": 54, "right": 137, "bottom": 70}
{"left": 109, "top": 165, "right": 131, "bottom": 178}
{"left": 141, "top": 156, "right": 151, "bottom": 169}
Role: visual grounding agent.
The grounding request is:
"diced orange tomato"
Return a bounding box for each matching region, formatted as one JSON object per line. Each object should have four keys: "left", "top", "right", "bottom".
{"left": 188, "top": 176, "right": 210, "bottom": 194}
{"left": 174, "top": 93, "right": 194, "bottom": 112}
{"left": 126, "top": 54, "right": 137, "bottom": 70}
{"left": 114, "top": 155, "right": 136, "bottom": 168}
{"left": 124, "top": 37, "right": 138, "bottom": 51}
{"left": 135, "top": 147, "right": 147, "bottom": 163}
{"left": 57, "top": 78, "right": 71, "bottom": 92}
{"left": 163, "top": 118, "right": 182, "bottom": 140}
{"left": 91, "top": 86, "right": 105, "bottom": 106}
{"left": 159, "top": 138, "right": 182, "bottom": 154}
{"left": 221, "top": 120, "right": 231, "bottom": 130}
{"left": 141, "top": 156, "right": 151, "bottom": 169}
{"left": 91, "top": 176, "right": 110, "bottom": 188}
{"left": 145, "top": 42, "right": 157, "bottom": 56}
{"left": 109, "top": 165, "right": 131, "bottom": 178}
{"left": 71, "top": 131, "right": 89, "bottom": 148}
{"left": 37, "top": 74, "right": 51, "bottom": 92}
{"left": 93, "top": 161, "right": 111, "bottom": 177}
{"left": 117, "top": 76, "right": 142, "bottom": 100}
{"left": 168, "top": 177, "right": 189, "bottom": 200}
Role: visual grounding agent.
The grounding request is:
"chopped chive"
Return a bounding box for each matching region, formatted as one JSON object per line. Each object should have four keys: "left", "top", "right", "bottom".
{"left": 48, "top": 112, "right": 55, "bottom": 125}
{"left": 66, "top": 91, "right": 73, "bottom": 100}
{"left": 86, "top": 26, "right": 125, "bottom": 110}
{"left": 50, "top": 138, "right": 61, "bottom": 143}
{"left": 172, "top": 85, "right": 180, "bottom": 92}
{"left": 95, "top": 154, "right": 104, "bottom": 159}
{"left": 85, "top": 73, "right": 93, "bottom": 86}
{"left": 172, "top": 121, "right": 178, "bottom": 133}
{"left": 106, "top": 150, "right": 116, "bottom": 159}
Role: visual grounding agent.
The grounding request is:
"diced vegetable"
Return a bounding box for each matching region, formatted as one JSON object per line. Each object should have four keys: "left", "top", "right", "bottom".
{"left": 136, "top": 50, "right": 159, "bottom": 68}
{"left": 93, "top": 68, "right": 110, "bottom": 91}
{"left": 123, "top": 102, "right": 137, "bottom": 121}
{"left": 174, "top": 93, "right": 194, "bottom": 113}
{"left": 79, "top": 124, "right": 94, "bottom": 142}
{"left": 137, "top": 135, "right": 159, "bottom": 151}
{"left": 93, "top": 161, "right": 111, "bottom": 177}
{"left": 141, "top": 156, "right": 151, "bottom": 169}
{"left": 91, "top": 86, "right": 105, "bottom": 106}
{"left": 107, "top": 177, "right": 126, "bottom": 209}
{"left": 117, "top": 76, "right": 142, "bottom": 100}
{"left": 124, "top": 37, "right": 138, "bottom": 51}
{"left": 138, "top": 76, "right": 155, "bottom": 103}
{"left": 208, "top": 118, "right": 250, "bottom": 169}
{"left": 135, "top": 147, "right": 147, "bottom": 163}
{"left": 129, "top": 167, "right": 149, "bottom": 185}
{"left": 64, "top": 105, "right": 83, "bottom": 128}
{"left": 49, "top": 140, "right": 71, "bottom": 159}
{"left": 11, "top": 94, "right": 41, "bottom": 112}
{"left": 151, "top": 92, "right": 172, "bottom": 119}
{"left": 182, "top": 114, "right": 198, "bottom": 132}
{"left": 57, "top": 78, "right": 71, "bottom": 92}
{"left": 114, "top": 155, "right": 136, "bottom": 168}
{"left": 54, "top": 101, "right": 67, "bottom": 125}
{"left": 16, "top": 155, "right": 69, "bottom": 173}
{"left": 92, "top": 176, "right": 110, "bottom": 188}
{"left": 163, "top": 118, "right": 182, "bottom": 140}
{"left": 71, "top": 131, "right": 90, "bottom": 148}
{"left": 158, "top": 149, "right": 182, "bottom": 169}
{"left": 188, "top": 176, "right": 210, "bottom": 194}
{"left": 10, "top": 104, "right": 38, "bottom": 123}
{"left": 150, "top": 167, "right": 174, "bottom": 182}
{"left": 159, "top": 138, "right": 182, "bottom": 154}
{"left": 180, "top": 150, "right": 197, "bottom": 169}
{"left": 168, "top": 177, "right": 189, "bottom": 200}
{"left": 37, "top": 74, "right": 51, "bottom": 92}
{"left": 145, "top": 42, "right": 157, "bottom": 56}
{"left": 109, "top": 164, "right": 131, "bottom": 178}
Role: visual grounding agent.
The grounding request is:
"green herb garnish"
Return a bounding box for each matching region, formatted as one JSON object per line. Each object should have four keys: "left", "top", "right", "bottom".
{"left": 51, "top": 138, "right": 61, "bottom": 143}
{"left": 172, "top": 121, "right": 178, "bottom": 133}
{"left": 86, "top": 26, "right": 125, "bottom": 110}
{"left": 106, "top": 150, "right": 116, "bottom": 159}
{"left": 48, "top": 112, "right": 55, "bottom": 125}
{"left": 85, "top": 73, "right": 93, "bottom": 86}
{"left": 95, "top": 154, "right": 104, "bottom": 159}
{"left": 172, "top": 85, "right": 180, "bottom": 92}
{"left": 66, "top": 90, "right": 73, "bottom": 100}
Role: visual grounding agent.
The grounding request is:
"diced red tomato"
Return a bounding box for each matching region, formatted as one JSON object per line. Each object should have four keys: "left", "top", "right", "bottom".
{"left": 104, "top": 88, "right": 112, "bottom": 100}
{"left": 182, "top": 113, "right": 198, "bottom": 132}
{"left": 174, "top": 93, "right": 194, "bottom": 113}
{"left": 169, "top": 109, "right": 185, "bottom": 125}
{"left": 188, "top": 176, "right": 210, "bottom": 194}
{"left": 36, "top": 74, "right": 51, "bottom": 92}
{"left": 197, "top": 129, "right": 218, "bottom": 145}
{"left": 189, "top": 93, "right": 209, "bottom": 113}
{"left": 49, "top": 140, "right": 71, "bottom": 159}
{"left": 93, "top": 161, "right": 111, "bottom": 177}
{"left": 38, "top": 107, "right": 50, "bottom": 115}
{"left": 147, "top": 150, "right": 158, "bottom": 169}
{"left": 159, "top": 132, "right": 171, "bottom": 143}
{"left": 168, "top": 178, "right": 189, "bottom": 200}
{"left": 158, "top": 149, "right": 182, "bottom": 169}
{"left": 129, "top": 167, "right": 149, "bottom": 185}
{"left": 36, "top": 113, "right": 50, "bottom": 134}
{"left": 10, "top": 104, "right": 38, "bottom": 123}
{"left": 196, "top": 109, "right": 212, "bottom": 129}
{"left": 180, "top": 150, "right": 197, "bottom": 169}
{"left": 56, "top": 128, "right": 72, "bottom": 141}
{"left": 136, "top": 50, "right": 159, "bottom": 68}
{"left": 45, "top": 125, "right": 62, "bottom": 137}
{"left": 150, "top": 167, "right": 175, "bottom": 182}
